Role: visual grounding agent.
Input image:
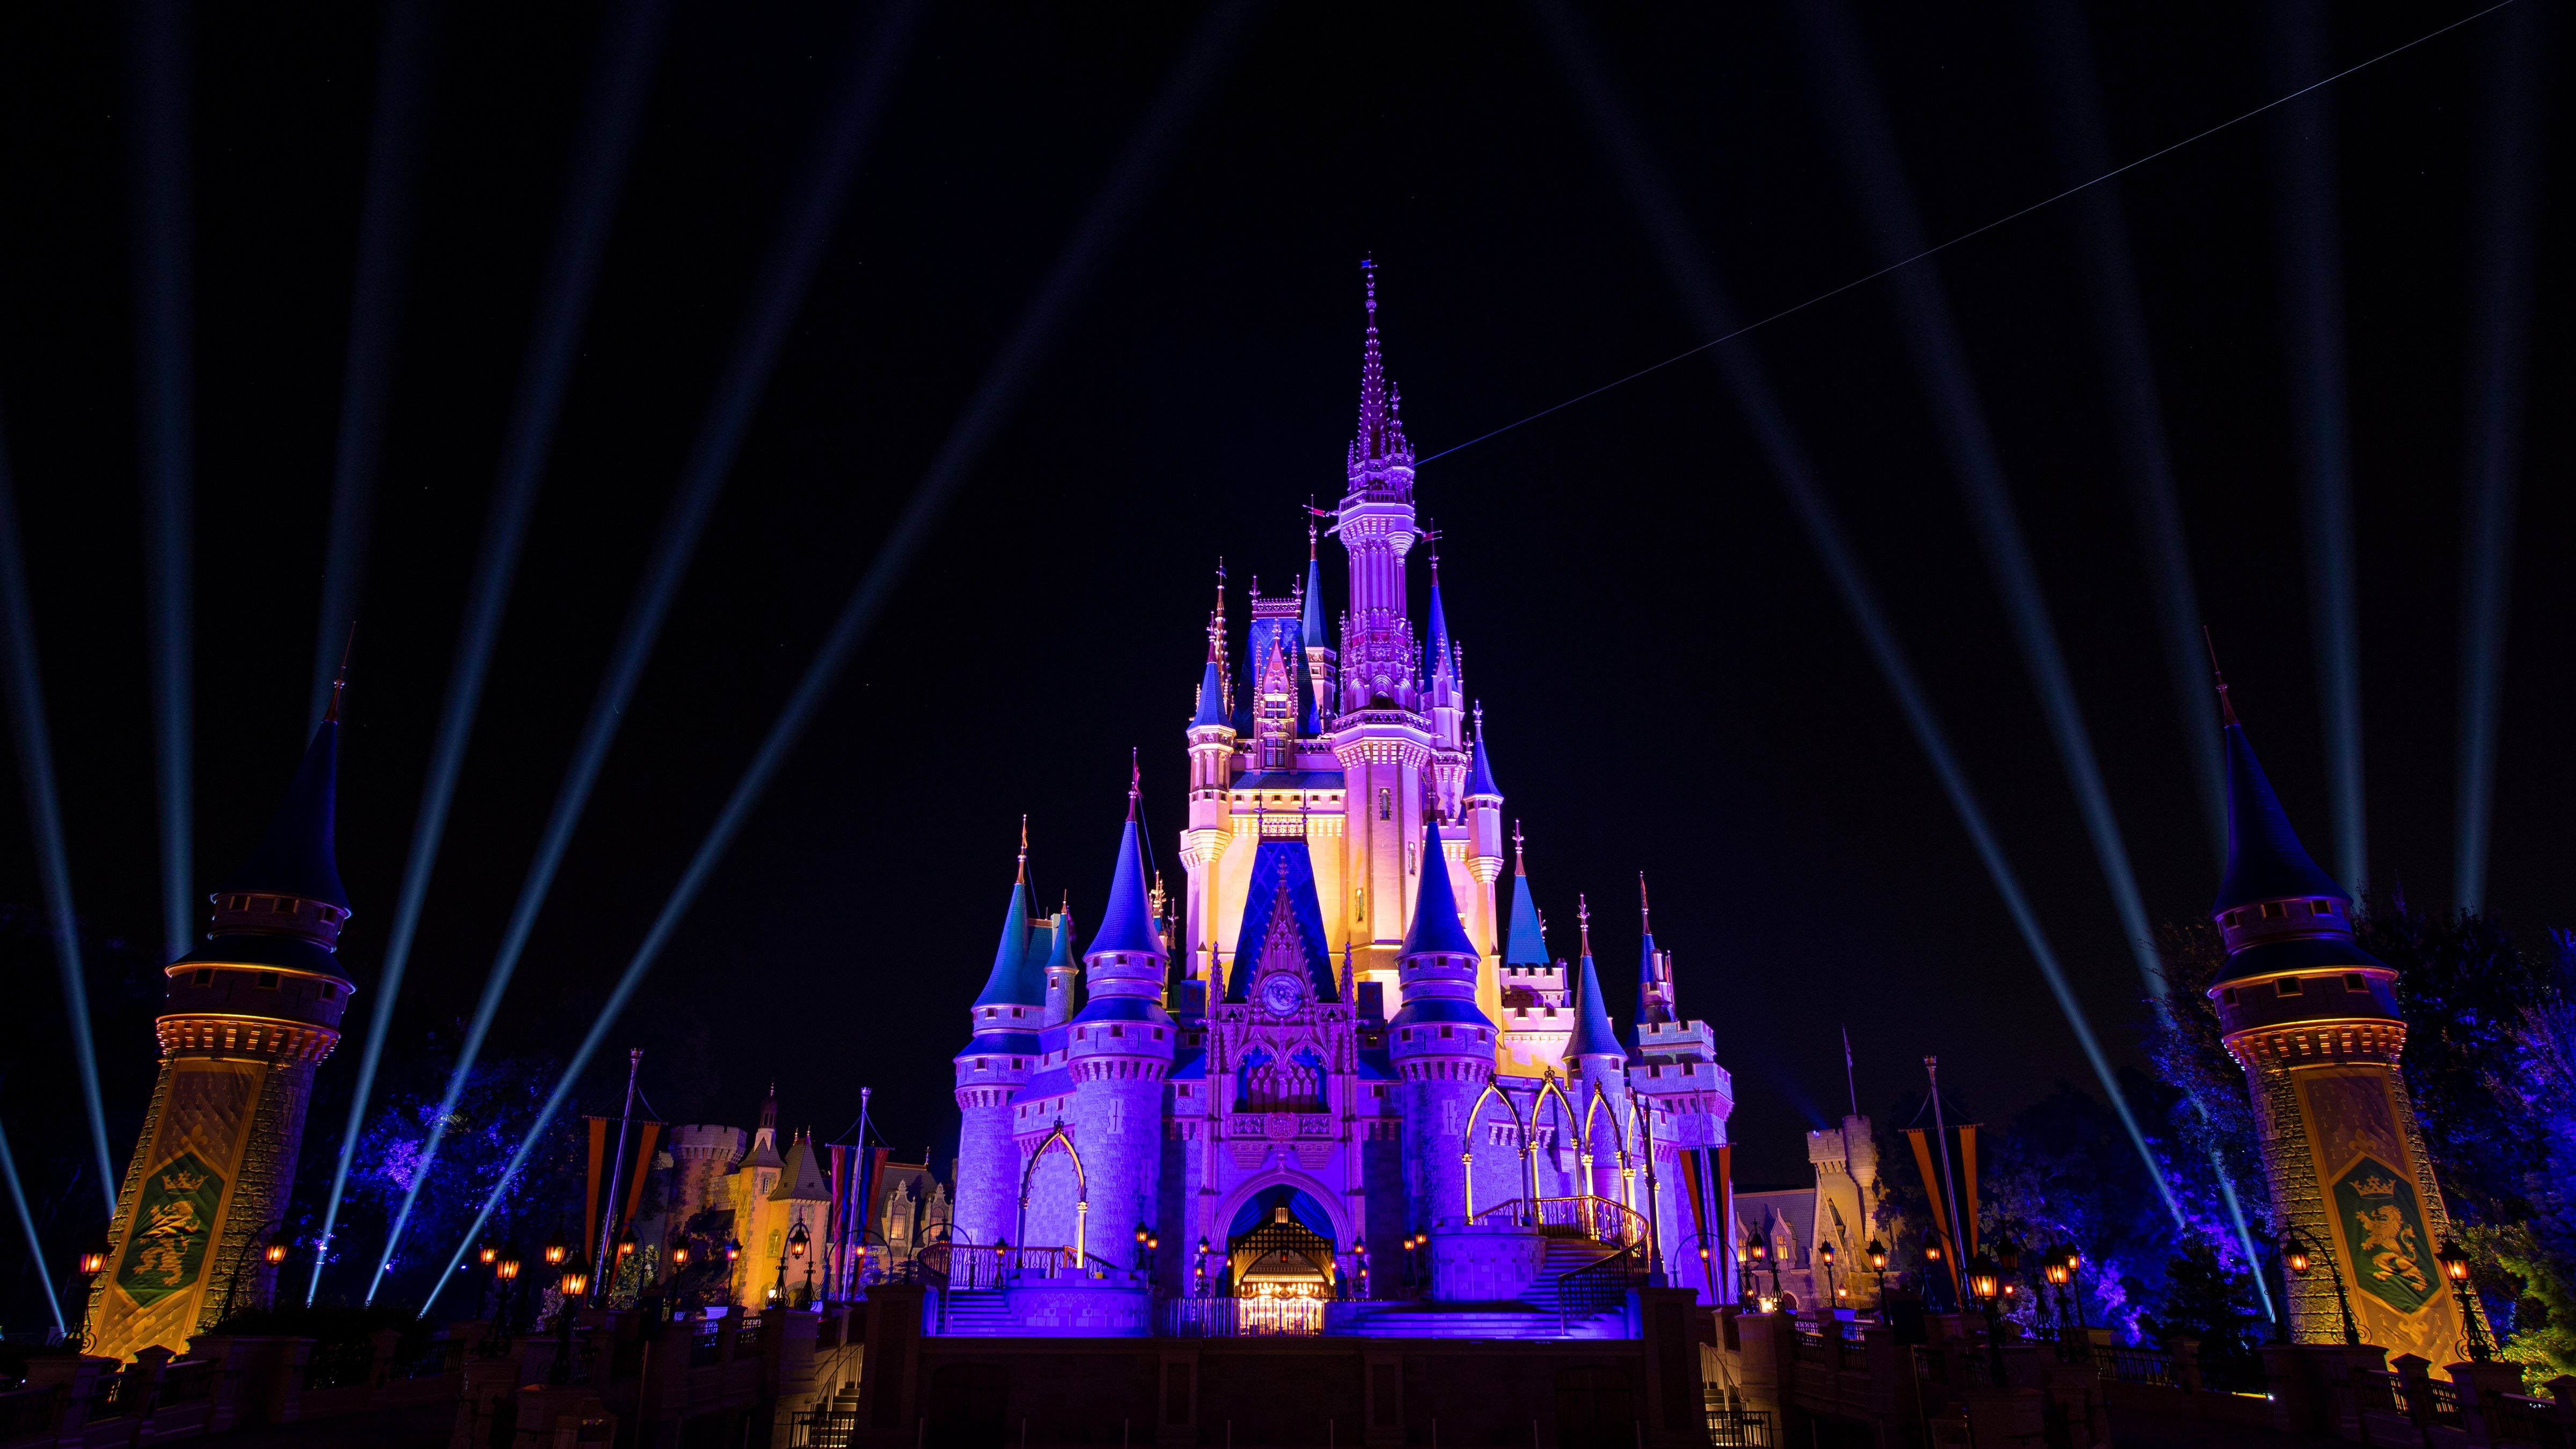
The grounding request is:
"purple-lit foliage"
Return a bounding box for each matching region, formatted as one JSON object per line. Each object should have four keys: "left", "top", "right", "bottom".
{"left": 335, "top": 1051, "right": 586, "bottom": 1309}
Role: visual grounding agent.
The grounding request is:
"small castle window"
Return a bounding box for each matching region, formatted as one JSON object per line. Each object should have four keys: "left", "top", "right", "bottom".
{"left": 2222, "top": 988, "right": 2238, "bottom": 1005}
{"left": 2277, "top": 978, "right": 2302, "bottom": 997}
{"left": 1011, "top": 1007, "right": 1023, "bottom": 1018}
{"left": 192, "top": 969, "right": 211, "bottom": 986}
{"left": 1110, "top": 1026, "right": 1124, "bottom": 1038}
{"left": 1012, "top": 1058, "right": 1024, "bottom": 1069}
{"left": 255, "top": 972, "right": 279, "bottom": 990}
{"left": 319, "top": 982, "right": 335, "bottom": 999}
{"left": 1440, "top": 1025, "right": 1453, "bottom": 1038}
{"left": 2343, "top": 973, "right": 2366, "bottom": 991}
{"left": 1379, "top": 788, "right": 1392, "bottom": 821}
{"left": 2316, "top": 901, "right": 2338, "bottom": 917}
{"left": 2261, "top": 902, "right": 2285, "bottom": 919}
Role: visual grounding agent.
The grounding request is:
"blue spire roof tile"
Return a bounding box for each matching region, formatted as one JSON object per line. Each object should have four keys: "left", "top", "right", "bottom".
{"left": 1399, "top": 818, "right": 1479, "bottom": 958}
{"left": 1087, "top": 813, "right": 1165, "bottom": 960}
{"left": 2213, "top": 722, "right": 2349, "bottom": 913}
{"left": 971, "top": 875, "right": 1035, "bottom": 1008}
{"left": 1567, "top": 950, "right": 1625, "bottom": 1060}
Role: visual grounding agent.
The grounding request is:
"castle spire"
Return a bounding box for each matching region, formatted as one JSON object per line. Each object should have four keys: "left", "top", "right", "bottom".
{"left": 974, "top": 830, "right": 1038, "bottom": 1009}
{"left": 1088, "top": 755, "right": 1165, "bottom": 960}
{"left": 1637, "top": 873, "right": 1673, "bottom": 1027}
{"left": 1466, "top": 706, "right": 1501, "bottom": 801}
{"left": 1504, "top": 821, "right": 1546, "bottom": 965}
{"left": 1345, "top": 257, "right": 1415, "bottom": 494}
{"left": 1566, "top": 916, "right": 1626, "bottom": 1064}
{"left": 1192, "top": 631, "right": 1228, "bottom": 730}
{"left": 1399, "top": 816, "right": 1479, "bottom": 958}
{"left": 2210, "top": 677, "right": 2347, "bottom": 914}
{"left": 211, "top": 699, "right": 353, "bottom": 919}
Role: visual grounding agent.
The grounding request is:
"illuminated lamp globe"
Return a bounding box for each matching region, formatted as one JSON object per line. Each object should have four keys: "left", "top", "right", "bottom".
{"left": 559, "top": 1254, "right": 591, "bottom": 1298}
{"left": 788, "top": 1221, "right": 810, "bottom": 1259}
{"left": 265, "top": 1241, "right": 289, "bottom": 1267}
{"left": 2438, "top": 1240, "right": 2472, "bottom": 1285}
{"left": 77, "top": 1243, "right": 110, "bottom": 1277}
{"left": 1865, "top": 1240, "right": 1887, "bottom": 1272}
{"left": 2285, "top": 1241, "right": 2313, "bottom": 1277}
{"left": 1966, "top": 1257, "right": 1999, "bottom": 1301}
{"left": 617, "top": 1226, "right": 637, "bottom": 1260}
{"left": 496, "top": 1251, "right": 522, "bottom": 1282}
{"left": 544, "top": 1233, "right": 567, "bottom": 1267}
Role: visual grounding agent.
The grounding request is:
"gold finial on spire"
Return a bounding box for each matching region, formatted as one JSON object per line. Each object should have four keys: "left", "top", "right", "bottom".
{"left": 1513, "top": 819, "right": 1526, "bottom": 877}
{"left": 1577, "top": 893, "right": 1591, "bottom": 956}
{"left": 1639, "top": 873, "right": 1650, "bottom": 933}
{"left": 1128, "top": 748, "right": 1140, "bottom": 821}
{"left": 1018, "top": 815, "right": 1029, "bottom": 883}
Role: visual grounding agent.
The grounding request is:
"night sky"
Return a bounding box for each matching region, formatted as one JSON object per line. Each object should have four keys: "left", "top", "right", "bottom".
{"left": 1, "top": 0, "right": 2568, "bottom": 1300}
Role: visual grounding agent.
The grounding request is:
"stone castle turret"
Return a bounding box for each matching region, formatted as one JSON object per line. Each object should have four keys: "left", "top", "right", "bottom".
{"left": 87, "top": 687, "right": 357, "bottom": 1359}
{"left": 2205, "top": 670, "right": 2485, "bottom": 1363}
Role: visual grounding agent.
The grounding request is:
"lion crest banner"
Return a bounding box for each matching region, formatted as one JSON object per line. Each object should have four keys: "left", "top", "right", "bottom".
{"left": 2333, "top": 1153, "right": 2434, "bottom": 1316}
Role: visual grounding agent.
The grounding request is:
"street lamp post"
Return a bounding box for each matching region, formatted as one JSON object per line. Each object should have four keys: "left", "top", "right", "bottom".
{"left": 2282, "top": 1228, "right": 2361, "bottom": 1347}
{"left": 549, "top": 1254, "right": 592, "bottom": 1386}
{"left": 1967, "top": 1255, "right": 2008, "bottom": 1387}
{"left": 218, "top": 1220, "right": 290, "bottom": 1324}
{"left": 777, "top": 1219, "right": 811, "bottom": 1308}
{"left": 1818, "top": 1240, "right": 1839, "bottom": 1313}
{"left": 2437, "top": 1240, "right": 2492, "bottom": 1363}
{"left": 63, "top": 1243, "right": 109, "bottom": 1352}
{"left": 478, "top": 1249, "right": 523, "bottom": 1358}
{"left": 1865, "top": 1240, "right": 1889, "bottom": 1320}
{"left": 722, "top": 1238, "right": 742, "bottom": 1308}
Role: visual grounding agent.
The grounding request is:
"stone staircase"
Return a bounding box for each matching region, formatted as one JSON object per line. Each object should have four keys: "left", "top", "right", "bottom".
{"left": 933, "top": 1289, "right": 1021, "bottom": 1335}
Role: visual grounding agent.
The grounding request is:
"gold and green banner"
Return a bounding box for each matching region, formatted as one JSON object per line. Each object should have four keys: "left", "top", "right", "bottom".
{"left": 116, "top": 1153, "right": 225, "bottom": 1307}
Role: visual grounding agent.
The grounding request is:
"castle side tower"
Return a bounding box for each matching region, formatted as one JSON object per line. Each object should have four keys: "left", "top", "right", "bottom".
{"left": 1562, "top": 899, "right": 1631, "bottom": 1208}
{"left": 1069, "top": 769, "right": 1178, "bottom": 1245}
{"left": 1181, "top": 618, "right": 1236, "bottom": 1001}
{"left": 954, "top": 832, "right": 1045, "bottom": 1250}
{"left": 1389, "top": 817, "right": 1494, "bottom": 1230}
{"left": 87, "top": 702, "right": 356, "bottom": 1359}
{"left": 1497, "top": 826, "right": 1570, "bottom": 1075}
{"left": 2205, "top": 676, "right": 2481, "bottom": 1363}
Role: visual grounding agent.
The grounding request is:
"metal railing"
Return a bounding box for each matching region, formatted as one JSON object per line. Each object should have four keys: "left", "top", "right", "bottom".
{"left": 936, "top": 1245, "right": 1129, "bottom": 1289}
{"left": 1706, "top": 1405, "right": 1774, "bottom": 1446}
{"left": 0, "top": 1386, "right": 58, "bottom": 1439}
{"left": 733, "top": 1315, "right": 765, "bottom": 1357}
{"left": 2492, "top": 1394, "right": 2576, "bottom": 1448}
{"left": 687, "top": 1318, "right": 722, "bottom": 1368}
{"left": 1156, "top": 1296, "right": 1326, "bottom": 1337}
{"left": 2093, "top": 1344, "right": 2177, "bottom": 1388}
{"left": 1465, "top": 1194, "right": 1651, "bottom": 1245}
{"left": 86, "top": 1371, "right": 136, "bottom": 1421}
{"left": 1791, "top": 1326, "right": 1827, "bottom": 1364}
{"left": 791, "top": 1408, "right": 861, "bottom": 1448}
{"left": 1556, "top": 1243, "right": 1648, "bottom": 1332}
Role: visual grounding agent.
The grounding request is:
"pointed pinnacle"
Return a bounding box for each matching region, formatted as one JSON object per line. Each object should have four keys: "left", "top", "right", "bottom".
{"left": 1018, "top": 816, "right": 1029, "bottom": 882}
{"left": 2201, "top": 626, "right": 2240, "bottom": 727}
{"left": 1577, "top": 893, "right": 1591, "bottom": 956}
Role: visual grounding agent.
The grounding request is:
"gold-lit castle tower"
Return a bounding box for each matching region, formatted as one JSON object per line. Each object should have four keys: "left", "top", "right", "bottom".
{"left": 85, "top": 693, "right": 354, "bottom": 1360}
{"left": 2204, "top": 671, "right": 2484, "bottom": 1364}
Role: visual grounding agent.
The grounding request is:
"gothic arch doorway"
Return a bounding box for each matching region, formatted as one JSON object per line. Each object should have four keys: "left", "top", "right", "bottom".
{"left": 1225, "top": 1185, "right": 1336, "bottom": 1297}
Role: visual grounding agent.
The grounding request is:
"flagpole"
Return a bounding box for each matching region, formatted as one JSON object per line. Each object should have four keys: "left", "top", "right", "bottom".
{"left": 593, "top": 1048, "right": 642, "bottom": 1304}
{"left": 1925, "top": 1056, "right": 1969, "bottom": 1301}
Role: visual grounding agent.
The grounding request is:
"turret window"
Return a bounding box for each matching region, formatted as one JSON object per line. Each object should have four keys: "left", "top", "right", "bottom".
{"left": 255, "top": 972, "right": 279, "bottom": 990}
{"left": 2343, "top": 973, "right": 2366, "bottom": 991}
{"left": 2260, "top": 902, "right": 2285, "bottom": 919}
{"left": 2277, "top": 978, "right": 2302, "bottom": 997}
{"left": 2222, "top": 988, "right": 2239, "bottom": 1005}
{"left": 192, "top": 969, "right": 211, "bottom": 986}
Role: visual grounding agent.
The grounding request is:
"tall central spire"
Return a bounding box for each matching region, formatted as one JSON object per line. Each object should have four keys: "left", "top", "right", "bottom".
{"left": 1345, "top": 257, "right": 1414, "bottom": 500}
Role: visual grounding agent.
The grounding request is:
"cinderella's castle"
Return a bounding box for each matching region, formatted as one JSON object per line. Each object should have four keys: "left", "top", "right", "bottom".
{"left": 947, "top": 270, "right": 1736, "bottom": 1335}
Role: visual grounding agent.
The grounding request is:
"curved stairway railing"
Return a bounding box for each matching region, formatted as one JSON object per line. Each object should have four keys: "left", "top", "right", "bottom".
{"left": 1554, "top": 1242, "right": 1649, "bottom": 1333}
{"left": 1465, "top": 1194, "right": 1652, "bottom": 1246}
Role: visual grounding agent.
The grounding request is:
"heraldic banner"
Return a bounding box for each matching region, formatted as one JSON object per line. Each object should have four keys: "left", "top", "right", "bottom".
{"left": 2291, "top": 1065, "right": 2471, "bottom": 1366}
{"left": 87, "top": 1058, "right": 270, "bottom": 1362}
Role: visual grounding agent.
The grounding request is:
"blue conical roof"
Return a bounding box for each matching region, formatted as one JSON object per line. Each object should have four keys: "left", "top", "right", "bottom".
{"left": 1567, "top": 950, "right": 1624, "bottom": 1060}
{"left": 1225, "top": 839, "right": 1338, "bottom": 1002}
{"left": 2213, "top": 721, "right": 2348, "bottom": 913}
{"left": 1301, "top": 553, "right": 1327, "bottom": 651}
{"left": 1426, "top": 579, "right": 1452, "bottom": 674}
{"left": 1399, "top": 818, "right": 1480, "bottom": 958}
{"left": 1467, "top": 733, "right": 1501, "bottom": 799}
{"left": 1088, "top": 811, "right": 1165, "bottom": 958}
{"left": 1192, "top": 654, "right": 1228, "bottom": 729}
{"left": 213, "top": 719, "right": 349, "bottom": 910}
{"left": 974, "top": 875, "right": 1034, "bottom": 1008}
{"left": 1504, "top": 873, "right": 1547, "bottom": 965}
